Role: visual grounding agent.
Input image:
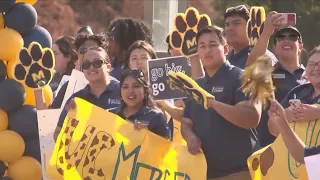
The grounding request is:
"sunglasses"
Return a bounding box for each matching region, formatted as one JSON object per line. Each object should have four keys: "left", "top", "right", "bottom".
{"left": 276, "top": 34, "right": 299, "bottom": 42}
{"left": 81, "top": 59, "right": 105, "bottom": 70}
{"left": 122, "top": 69, "right": 145, "bottom": 78}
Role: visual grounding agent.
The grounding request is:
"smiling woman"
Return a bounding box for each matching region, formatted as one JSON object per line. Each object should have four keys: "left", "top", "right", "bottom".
{"left": 109, "top": 69, "right": 170, "bottom": 139}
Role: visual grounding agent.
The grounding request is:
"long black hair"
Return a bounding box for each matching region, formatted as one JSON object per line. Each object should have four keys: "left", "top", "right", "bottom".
{"left": 119, "top": 69, "right": 156, "bottom": 110}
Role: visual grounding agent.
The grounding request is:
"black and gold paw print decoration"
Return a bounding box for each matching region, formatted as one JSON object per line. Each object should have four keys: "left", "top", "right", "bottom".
{"left": 169, "top": 7, "right": 211, "bottom": 57}
{"left": 247, "top": 6, "right": 266, "bottom": 46}
{"left": 168, "top": 71, "right": 214, "bottom": 109}
{"left": 240, "top": 55, "right": 275, "bottom": 108}
{"left": 7, "top": 42, "right": 55, "bottom": 89}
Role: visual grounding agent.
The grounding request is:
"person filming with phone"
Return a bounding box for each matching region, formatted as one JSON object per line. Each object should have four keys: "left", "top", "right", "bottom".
{"left": 268, "top": 46, "right": 320, "bottom": 137}
{"left": 247, "top": 11, "right": 309, "bottom": 146}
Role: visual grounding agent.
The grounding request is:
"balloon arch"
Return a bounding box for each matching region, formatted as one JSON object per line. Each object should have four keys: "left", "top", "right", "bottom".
{"left": 0, "top": 0, "right": 54, "bottom": 179}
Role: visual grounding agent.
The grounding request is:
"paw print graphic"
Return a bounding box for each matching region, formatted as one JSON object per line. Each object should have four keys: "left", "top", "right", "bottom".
{"left": 7, "top": 42, "right": 55, "bottom": 89}
{"left": 169, "top": 7, "right": 211, "bottom": 57}
{"left": 168, "top": 71, "right": 214, "bottom": 109}
{"left": 247, "top": 6, "right": 266, "bottom": 46}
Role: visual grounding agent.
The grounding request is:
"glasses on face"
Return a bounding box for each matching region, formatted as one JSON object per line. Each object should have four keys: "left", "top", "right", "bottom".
{"left": 122, "top": 69, "right": 145, "bottom": 78}
{"left": 276, "top": 34, "right": 299, "bottom": 42}
{"left": 81, "top": 59, "right": 105, "bottom": 70}
{"left": 307, "top": 61, "right": 320, "bottom": 69}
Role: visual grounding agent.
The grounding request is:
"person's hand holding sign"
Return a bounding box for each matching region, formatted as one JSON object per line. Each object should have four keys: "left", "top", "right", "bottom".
{"left": 133, "top": 120, "right": 148, "bottom": 131}
{"left": 65, "top": 99, "right": 77, "bottom": 111}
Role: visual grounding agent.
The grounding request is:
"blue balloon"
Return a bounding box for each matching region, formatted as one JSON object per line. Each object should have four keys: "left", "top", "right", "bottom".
{"left": 0, "top": 0, "right": 15, "bottom": 13}
{"left": 4, "top": 3, "right": 37, "bottom": 34}
{"left": 0, "top": 61, "right": 6, "bottom": 83}
{"left": 22, "top": 25, "right": 52, "bottom": 48}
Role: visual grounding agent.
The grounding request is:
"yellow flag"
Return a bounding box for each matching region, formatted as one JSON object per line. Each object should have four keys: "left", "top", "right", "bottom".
{"left": 46, "top": 98, "right": 207, "bottom": 180}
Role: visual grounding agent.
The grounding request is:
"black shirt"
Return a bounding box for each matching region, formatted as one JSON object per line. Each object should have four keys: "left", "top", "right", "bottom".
{"left": 110, "top": 58, "right": 123, "bottom": 81}
{"left": 227, "top": 46, "right": 278, "bottom": 69}
{"left": 305, "top": 146, "right": 320, "bottom": 157}
{"left": 183, "top": 61, "right": 259, "bottom": 178}
{"left": 57, "top": 79, "right": 121, "bottom": 127}
{"left": 258, "top": 63, "right": 307, "bottom": 147}
{"left": 110, "top": 106, "right": 169, "bottom": 139}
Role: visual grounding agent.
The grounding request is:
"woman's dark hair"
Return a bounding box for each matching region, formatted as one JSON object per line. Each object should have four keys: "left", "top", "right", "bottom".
{"left": 54, "top": 36, "right": 78, "bottom": 75}
{"left": 119, "top": 69, "right": 157, "bottom": 109}
{"left": 74, "top": 33, "right": 108, "bottom": 51}
{"left": 108, "top": 18, "right": 153, "bottom": 52}
{"left": 124, "top": 40, "right": 158, "bottom": 69}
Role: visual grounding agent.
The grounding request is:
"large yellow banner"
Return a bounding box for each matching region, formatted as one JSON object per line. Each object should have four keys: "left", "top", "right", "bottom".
{"left": 248, "top": 105, "right": 320, "bottom": 180}
{"left": 46, "top": 98, "right": 207, "bottom": 180}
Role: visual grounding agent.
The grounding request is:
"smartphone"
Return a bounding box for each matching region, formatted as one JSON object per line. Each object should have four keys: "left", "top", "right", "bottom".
{"left": 280, "top": 13, "right": 296, "bottom": 26}
{"left": 289, "top": 99, "right": 301, "bottom": 107}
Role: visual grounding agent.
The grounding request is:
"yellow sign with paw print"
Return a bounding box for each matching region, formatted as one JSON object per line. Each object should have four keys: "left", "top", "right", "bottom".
{"left": 247, "top": 6, "right": 266, "bottom": 46}
{"left": 46, "top": 98, "right": 207, "bottom": 180}
{"left": 168, "top": 71, "right": 214, "bottom": 109}
{"left": 169, "top": 7, "right": 211, "bottom": 57}
{"left": 248, "top": 110, "right": 320, "bottom": 180}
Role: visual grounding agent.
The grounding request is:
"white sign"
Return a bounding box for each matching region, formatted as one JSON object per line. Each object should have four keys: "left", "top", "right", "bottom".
{"left": 305, "top": 153, "right": 320, "bottom": 180}
{"left": 37, "top": 70, "right": 89, "bottom": 180}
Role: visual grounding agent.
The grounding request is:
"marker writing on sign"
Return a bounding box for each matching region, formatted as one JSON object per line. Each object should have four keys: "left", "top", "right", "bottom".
{"left": 150, "top": 63, "right": 185, "bottom": 82}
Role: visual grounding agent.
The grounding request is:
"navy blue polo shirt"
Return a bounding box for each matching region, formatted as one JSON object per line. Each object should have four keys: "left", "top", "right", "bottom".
{"left": 183, "top": 61, "right": 259, "bottom": 178}
{"left": 110, "top": 106, "right": 169, "bottom": 138}
{"left": 281, "top": 83, "right": 320, "bottom": 108}
{"left": 57, "top": 79, "right": 121, "bottom": 127}
{"left": 227, "top": 46, "right": 278, "bottom": 69}
{"left": 258, "top": 63, "right": 307, "bottom": 147}
{"left": 110, "top": 58, "right": 123, "bottom": 81}
{"left": 305, "top": 146, "right": 320, "bottom": 157}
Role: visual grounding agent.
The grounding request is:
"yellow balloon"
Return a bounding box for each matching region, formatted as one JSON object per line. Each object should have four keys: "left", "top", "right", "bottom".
{"left": 0, "top": 14, "right": 4, "bottom": 30}
{"left": 0, "top": 130, "right": 25, "bottom": 162}
{"left": 0, "top": 29, "right": 24, "bottom": 62}
{"left": 24, "top": 85, "right": 53, "bottom": 107}
{"left": 15, "top": 0, "right": 37, "bottom": 5}
{"left": 8, "top": 156, "right": 42, "bottom": 180}
{"left": 0, "top": 109, "right": 8, "bottom": 132}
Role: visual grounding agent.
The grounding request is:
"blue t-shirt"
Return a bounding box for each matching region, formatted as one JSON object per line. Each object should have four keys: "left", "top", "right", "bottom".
{"left": 57, "top": 79, "right": 121, "bottom": 127}
{"left": 110, "top": 106, "right": 169, "bottom": 139}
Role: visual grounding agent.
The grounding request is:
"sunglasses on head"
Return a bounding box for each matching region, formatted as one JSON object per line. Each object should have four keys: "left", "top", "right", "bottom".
{"left": 226, "top": 5, "right": 248, "bottom": 13}
{"left": 276, "top": 34, "right": 299, "bottom": 42}
{"left": 122, "top": 69, "right": 145, "bottom": 78}
{"left": 81, "top": 59, "right": 105, "bottom": 70}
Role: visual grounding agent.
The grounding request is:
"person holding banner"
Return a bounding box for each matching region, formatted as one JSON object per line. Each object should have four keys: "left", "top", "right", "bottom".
{"left": 181, "top": 25, "right": 262, "bottom": 180}
{"left": 109, "top": 69, "right": 170, "bottom": 138}
{"left": 54, "top": 46, "right": 121, "bottom": 141}
{"left": 268, "top": 99, "right": 320, "bottom": 164}
{"left": 268, "top": 46, "right": 320, "bottom": 136}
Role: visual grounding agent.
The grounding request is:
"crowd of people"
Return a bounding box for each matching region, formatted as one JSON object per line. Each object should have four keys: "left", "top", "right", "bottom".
{"left": 34, "top": 4, "right": 320, "bottom": 180}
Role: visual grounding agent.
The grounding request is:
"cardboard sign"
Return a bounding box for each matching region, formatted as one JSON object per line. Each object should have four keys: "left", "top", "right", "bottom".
{"left": 147, "top": 56, "right": 191, "bottom": 100}
{"left": 46, "top": 98, "right": 207, "bottom": 180}
{"left": 169, "top": 7, "right": 211, "bottom": 57}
